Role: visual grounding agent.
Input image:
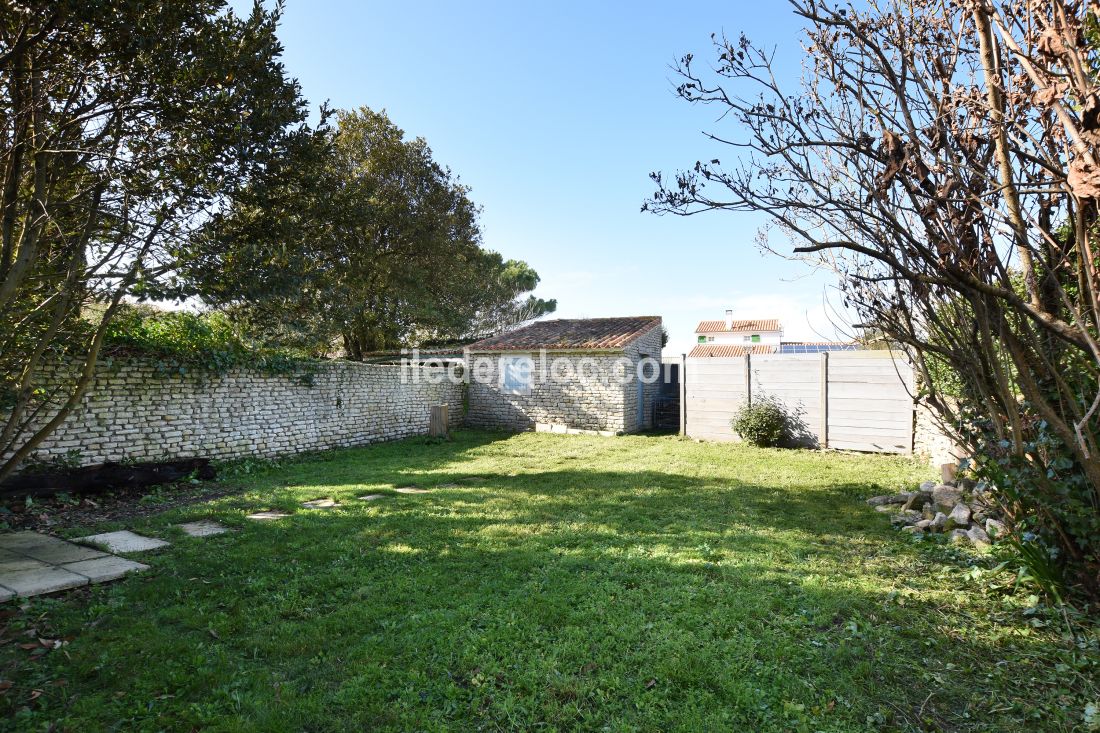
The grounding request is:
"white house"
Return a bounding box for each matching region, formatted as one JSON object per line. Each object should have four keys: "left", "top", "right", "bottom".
{"left": 695, "top": 310, "right": 782, "bottom": 346}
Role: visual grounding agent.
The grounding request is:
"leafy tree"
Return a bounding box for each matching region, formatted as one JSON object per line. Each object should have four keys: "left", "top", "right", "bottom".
{"left": 648, "top": 1, "right": 1100, "bottom": 598}
{"left": 192, "top": 107, "right": 554, "bottom": 357}
{"left": 0, "top": 0, "right": 316, "bottom": 481}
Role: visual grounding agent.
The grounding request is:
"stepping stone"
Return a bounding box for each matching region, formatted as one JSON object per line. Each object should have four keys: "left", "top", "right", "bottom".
{"left": 301, "top": 498, "right": 339, "bottom": 509}
{"left": 76, "top": 531, "right": 169, "bottom": 554}
{"left": 177, "top": 521, "right": 229, "bottom": 537}
{"left": 0, "top": 565, "right": 88, "bottom": 597}
{"left": 394, "top": 487, "right": 429, "bottom": 494}
{"left": 358, "top": 494, "right": 386, "bottom": 501}
{"left": 61, "top": 556, "right": 148, "bottom": 584}
{"left": 0, "top": 548, "right": 50, "bottom": 574}
{"left": 1, "top": 532, "right": 107, "bottom": 564}
{"left": 0, "top": 531, "right": 55, "bottom": 553}
{"left": 246, "top": 511, "right": 290, "bottom": 521}
{"left": 438, "top": 483, "right": 458, "bottom": 488}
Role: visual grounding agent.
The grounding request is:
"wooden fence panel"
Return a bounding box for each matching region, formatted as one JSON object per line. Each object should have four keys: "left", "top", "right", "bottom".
{"left": 826, "top": 352, "right": 914, "bottom": 454}
{"left": 683, "top": 351, "right": 916, "bottom": 454}
{"left": 751, "top": 354, "right": 824, "bottom": 446}
{"left": 684, "top": 357, "right": 747, "bottom": 441}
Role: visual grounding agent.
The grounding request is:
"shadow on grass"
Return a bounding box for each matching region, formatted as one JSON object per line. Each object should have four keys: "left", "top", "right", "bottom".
{"left": 4, "top": 431, "right": 1084, "bottom": 732}
{"left": 25, "top": 499, "right": 1071, "bottom": 733}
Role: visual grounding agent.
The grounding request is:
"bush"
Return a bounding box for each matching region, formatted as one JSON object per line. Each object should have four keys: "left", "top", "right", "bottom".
{"left": 100, "top": 305, "right": 315, "bottom": 381}
{"left": 731, "top": 397, "right": 791, "bottom": 447}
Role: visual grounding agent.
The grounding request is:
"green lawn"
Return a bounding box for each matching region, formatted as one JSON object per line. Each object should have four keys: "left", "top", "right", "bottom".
{"left": 3, "top": 431, "right": 1098, "bottom": 731}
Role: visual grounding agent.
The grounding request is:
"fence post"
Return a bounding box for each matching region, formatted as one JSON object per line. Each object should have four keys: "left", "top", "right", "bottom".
{"left": 679, "top": 353, "right": 687, "bottom": 436}
{"left": 429, "top": 404, "right": 449, "bottom": 437}
{"left": 820, "top": 352, "right": 829, "bottom": 449}
{"left": 745, "top": 353, "right": 752, "bottom": 407}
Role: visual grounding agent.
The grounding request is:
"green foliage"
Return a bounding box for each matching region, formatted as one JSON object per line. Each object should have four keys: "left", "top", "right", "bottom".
{"left": 962, "top": 406, "right": 1099, "bottom": 599}
{"left": 731, "top": 396, "right": 791, "bottom": 447}
{"left": 0, "top": 0, "right": 318, "bottom": 479}
{"left": 189, "top": 107, "right": 554, "bottom": 356}
{"left": 102, "top": 305, "right": 315, "bottom": 381}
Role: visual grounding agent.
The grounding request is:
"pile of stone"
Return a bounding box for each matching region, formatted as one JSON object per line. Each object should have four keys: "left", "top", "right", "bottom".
{"left": 866, "top": 476, "right": 1007, "bottom": 548}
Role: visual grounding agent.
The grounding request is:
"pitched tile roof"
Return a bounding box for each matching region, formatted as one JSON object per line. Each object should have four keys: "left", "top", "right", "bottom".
{"left": 695, "top": 319, "right": 781, "bottom": 333}
{"left": 466, "top": 317, "right": 662, "bottom": 352}
{"left": 688, "top": 344, "right": 777, "bottom": 358}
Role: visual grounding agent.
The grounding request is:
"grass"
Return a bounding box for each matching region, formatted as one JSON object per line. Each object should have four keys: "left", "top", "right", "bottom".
{"left": 2, "top": 430, "right": 1098, "bottom": 731}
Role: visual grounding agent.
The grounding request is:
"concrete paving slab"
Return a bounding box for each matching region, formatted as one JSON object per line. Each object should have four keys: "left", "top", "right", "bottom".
{"left": 177, "top": 521, "right": 230, "bottom": 537}
{"left": 18, "top": 537, "right": 108, "bottom": 564}
{"left": 0, "top": 531, "right": 64, "bottom": 553}
{"left": 394, "top": 487, "right": 430, "bottom": 494}
{"left": 1, "top": 565, "right": 88, "bottom": 597}
{"left": 75, "top": 531, "right": 169, "bottom": 554}
{"left": 62, "top": 556, "right": 149, "bottom": 583}
{"left": 358, "top": 494, "right": 386, "bottom": 501}
{"left": 0, "top": 549, "right": 50, "bottom": 573}
{"left": 246, "top": 511, "right": 291, "bottom": 521}
{"left": 301, "top": 499, "right": 339, "bottom": 509}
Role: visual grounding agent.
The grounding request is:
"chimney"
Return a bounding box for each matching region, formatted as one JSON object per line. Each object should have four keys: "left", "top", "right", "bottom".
{"left": 724, "top": 309, "right": 733, "bottom": 330}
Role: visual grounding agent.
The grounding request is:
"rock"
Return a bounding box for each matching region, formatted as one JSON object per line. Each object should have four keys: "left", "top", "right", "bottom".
{"left": 948, "top": 529, "right": 970, "bottom": 544}
{"left": 948, "top": 503, "right": 971, "bottom": 527}
{"left": 967, "top": 525, "right": 991, "bottom": 547}
{"left": 930, "top": 512, "right": 949, "bottom": 531}
{"left": 985, "top": 518, "right": 1007, "bottom": 539}
{"left": 902, "top": 491, "right": 933, "bottom": 511}
{"left": 867, "top": 493, "right": 910, "bottom": 507}
{"left": 922, "top": 502, "right": 935, "bottom": 520}
{"left": 932, "top": 484, "right": 963, "bottom": 513}
{"left": 875, "top": 505, "right": 896, "bottom": 513}
{"left": 891, "top": 510, "right": 922, "bottom": 525}
{"left": 919, "top": 480, "right": 937, "bottom": 492}
{"left": 901, "top": 525, "right": 923, "bottom": 534}
{"left": 914, "top": 519, "right": 933, "bottom": 530}
{"left": 958, "top": 477, "right": 977, "bottom": 492}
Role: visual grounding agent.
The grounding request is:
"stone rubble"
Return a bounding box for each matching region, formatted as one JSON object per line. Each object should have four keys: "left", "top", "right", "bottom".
{"left": 866, "top": 468, "right": 1006, "bottom": 548}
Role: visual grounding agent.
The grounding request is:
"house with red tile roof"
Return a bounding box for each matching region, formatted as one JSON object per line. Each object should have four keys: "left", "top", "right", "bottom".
{"left": 691, "top": 310, "right": 783, "bottom": 358}
{"left": 465, "top": 316, "right": 665, "bottom": 434}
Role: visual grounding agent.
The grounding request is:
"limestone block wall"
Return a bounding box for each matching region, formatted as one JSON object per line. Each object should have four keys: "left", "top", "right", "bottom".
{"left": 464, "top": 352, "right": 629, "bottom": 432}
{"left": 914, "top": 400, "right": 965, "bottom": 468}
{"left": 621, "top": 325, "right": 665, "bottom": 432}
{"left": 7, "top": 360, "right": 465, "bottom": 466}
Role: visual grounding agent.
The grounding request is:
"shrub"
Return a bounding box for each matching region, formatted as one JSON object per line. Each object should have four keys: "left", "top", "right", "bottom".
{"left": 100, "top": 305, "right": 315, "bottom": 381}
{"left": 731, "top": 397, "right": 791, "bottom": 447}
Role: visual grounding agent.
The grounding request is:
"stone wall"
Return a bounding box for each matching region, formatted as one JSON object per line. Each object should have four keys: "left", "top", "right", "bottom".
{"left": 464, "top": 352, "right": 629, "bottom": 432}
{"left": 621, "top": 325, "right": 665, "bottom": 432}
{"left": 914, "top": 401, "right": 964, "bottom": 468}
{"left": 8, "top": 360, "right": 465, "bottom": 466}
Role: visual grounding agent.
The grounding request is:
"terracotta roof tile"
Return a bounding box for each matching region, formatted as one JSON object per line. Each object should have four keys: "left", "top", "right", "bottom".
{"left": 466, "top": 316, "right": 662, "bottom": 352}
{"left": 688, "top": 344, "right": 777, "bottom": 358}
{"left": 695, "top": 319, "right": 781, "bottom": 333}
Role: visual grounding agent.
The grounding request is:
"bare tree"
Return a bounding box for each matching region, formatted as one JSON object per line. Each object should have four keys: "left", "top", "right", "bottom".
{"left": 647, "top": 0, "right": 1100, "bottom": 597}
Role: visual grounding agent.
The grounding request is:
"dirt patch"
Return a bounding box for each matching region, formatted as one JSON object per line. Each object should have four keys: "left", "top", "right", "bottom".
{"left": 0, "top": 480, "right": 231, "bottom": 533}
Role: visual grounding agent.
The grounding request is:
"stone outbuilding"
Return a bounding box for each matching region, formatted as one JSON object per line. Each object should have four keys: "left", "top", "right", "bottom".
{"left": 464, "top": 316, "right": 665, "bottom": 434}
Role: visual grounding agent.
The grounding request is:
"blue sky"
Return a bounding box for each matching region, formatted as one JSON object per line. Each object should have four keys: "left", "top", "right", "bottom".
{"left": 254, "top": 0, "right": 851, "bottom": 354}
